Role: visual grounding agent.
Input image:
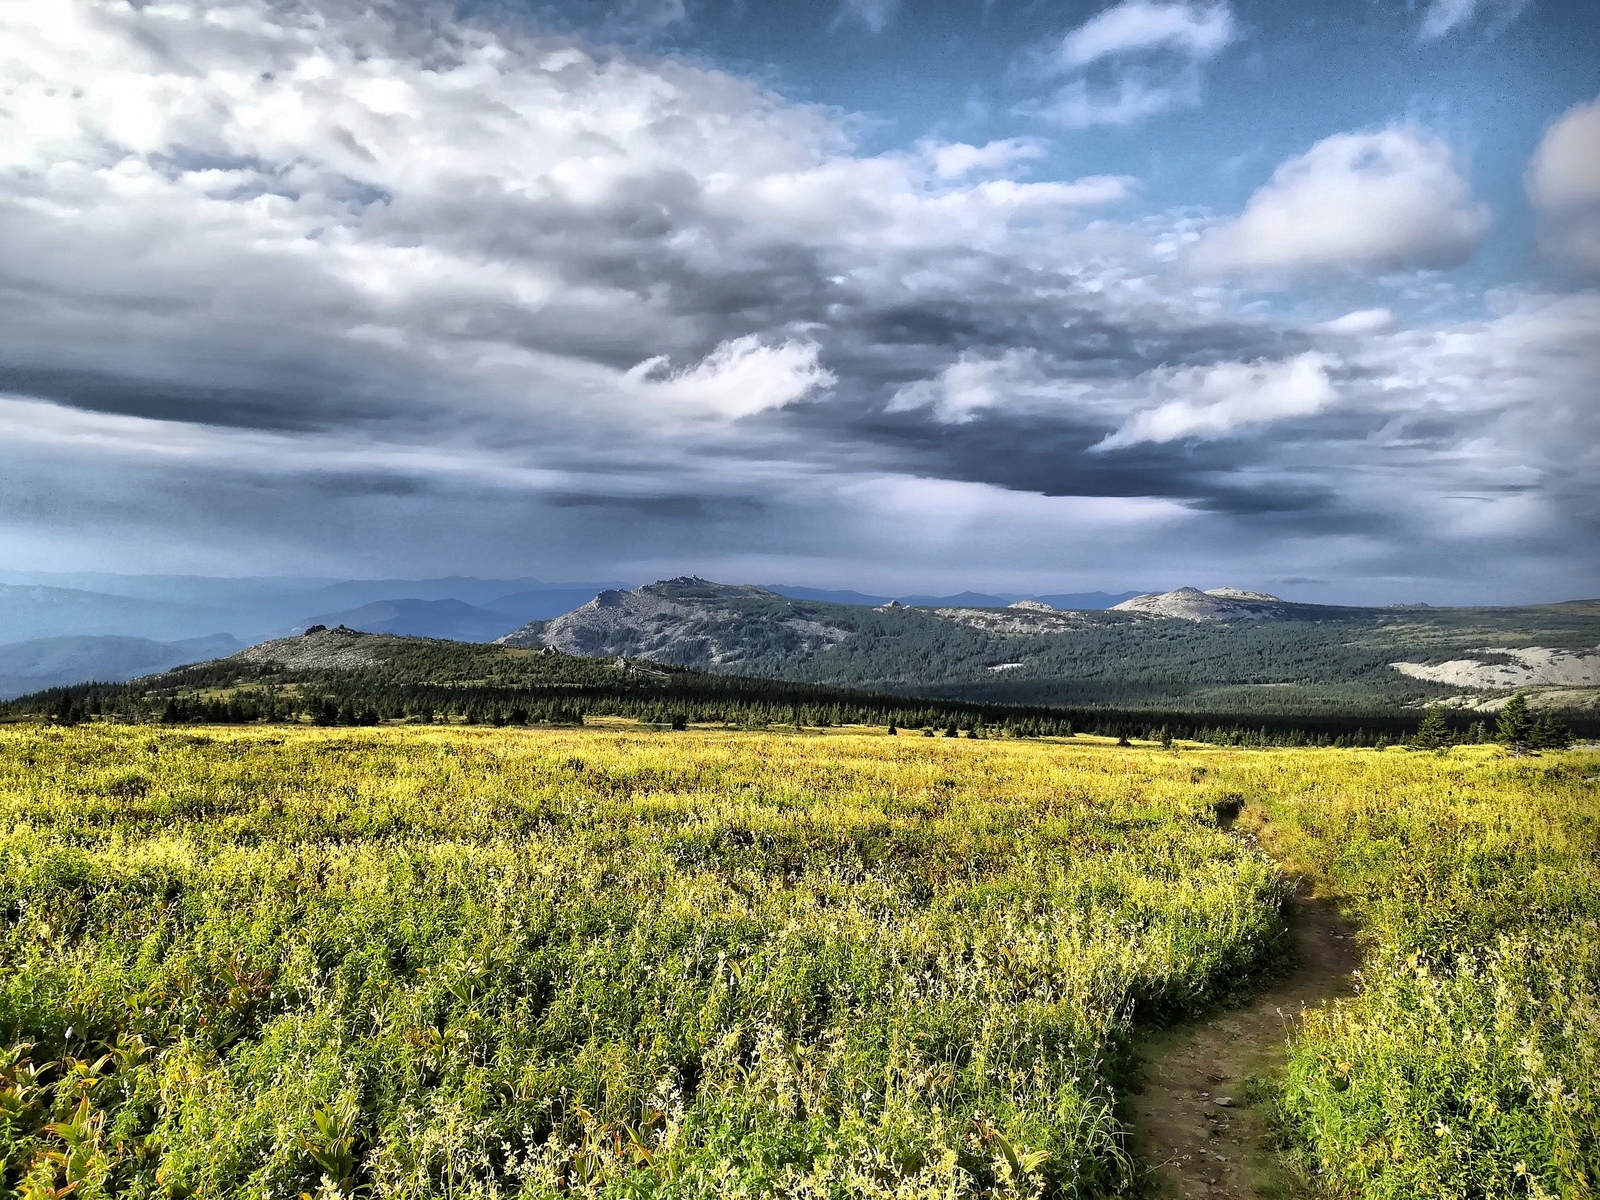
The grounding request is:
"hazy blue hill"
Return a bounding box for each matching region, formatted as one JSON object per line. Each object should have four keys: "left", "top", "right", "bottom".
{"left": 288, "top": 598, "right": 521, "bottom": 642}
{"left": 0, "top": 573, "right": 627, "bottom": 648}
{"left": 480, "top": 587, "right": 613, "bottom": 623}
{"left": 0, "top": 633, "right": 241, "bottom": 699}
{"left": 0, "top": 583, "right": 232, "bottom": 642}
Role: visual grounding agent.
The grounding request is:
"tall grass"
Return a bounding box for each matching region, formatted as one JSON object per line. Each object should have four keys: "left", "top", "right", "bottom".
{"left": 0, "top": 726, "right": 1282, "bottom": 1200}
{"left": 6, "top": 727, "right": 1592, "bottom": 1199}
{"left": 1228, "top": 748, "right": 1600, "bottom": 1200}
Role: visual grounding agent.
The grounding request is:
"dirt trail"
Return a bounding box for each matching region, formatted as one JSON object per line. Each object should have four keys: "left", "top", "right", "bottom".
{"left": 1127, "top": 892, "right": 1359, "bottom": 1199}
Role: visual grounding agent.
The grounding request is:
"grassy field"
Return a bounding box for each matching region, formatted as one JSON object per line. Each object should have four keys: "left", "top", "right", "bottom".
{"left": 0, "top": 726, "right": 1594, "bottom": 1199}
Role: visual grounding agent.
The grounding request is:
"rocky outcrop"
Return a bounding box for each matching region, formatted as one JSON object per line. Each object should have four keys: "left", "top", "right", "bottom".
{"left": 1390, "top": 647, "right": 1600, "bottom": 689}
{"left": 1110, "top": 587, "right": 1287, "bottom": 622}
{"left": 232, "top": 626, "right": 392, "bottom": 669}
{"left": 931, "top": 606, "right": 1087, "bottom": 635}
{"left": 496, "top": 578, "right": 851, "bottom": 664}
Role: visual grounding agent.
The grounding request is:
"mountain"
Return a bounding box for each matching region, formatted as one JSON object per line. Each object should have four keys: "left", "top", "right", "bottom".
{"left": 0, "top": 572, "right": 625, "bottom": 647}
{"left": 0, "top": 583, "right": 233, "bottom": 642}
{"left": 9, "top": 627, "right": 1095, "bottom": 737}
{"left": 288, "top": 599, "right": 522, "bottom": 643}
{"left": 497, "top": 578, "right": 1600, "bottom": 716}
{"left": 15, "top": 623, "right": 1595, "bottom": 744}
{"left": 1109, "top": 587, "right": 1288, "bottom": 621}
{"left": 478, "top": 588, "right": 616, "bottom": 624}
{"left": 0, "top": 633, "right": 241, "bottom": 699}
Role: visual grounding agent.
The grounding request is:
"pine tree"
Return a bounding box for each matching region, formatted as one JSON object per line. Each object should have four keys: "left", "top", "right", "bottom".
{"left": 1496, "top": 692, "right": 1536, "bottom": 754}
{"left": 1409, "top": 704, "right": 1453, "bottom": 751}
{"left": 1531, "top": 712, "right": 1572, "bottom": 751}
{"left": 1464, "top": 720, "right": 1488, "bottom": 744}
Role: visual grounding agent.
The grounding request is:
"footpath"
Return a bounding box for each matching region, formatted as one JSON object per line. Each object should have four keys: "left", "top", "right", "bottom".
{"left": 1127, "top": 891, "right": 1359, "bottom": 1199}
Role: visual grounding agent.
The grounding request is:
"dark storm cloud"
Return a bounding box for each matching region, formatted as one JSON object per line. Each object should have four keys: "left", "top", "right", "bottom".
{"left": 0, "top": 0, "right": 1596, "bottom": 602}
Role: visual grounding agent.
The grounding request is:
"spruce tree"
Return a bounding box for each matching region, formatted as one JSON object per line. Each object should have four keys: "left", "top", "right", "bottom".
{"left": 1531, "top": 712, "right": 1572, "bottom": 751}
{"left": 1495, "top": 692, "right": 1536, "bottom": 754}
{"left": 1409, "top": 704, "right": 1453, "bottom": 751}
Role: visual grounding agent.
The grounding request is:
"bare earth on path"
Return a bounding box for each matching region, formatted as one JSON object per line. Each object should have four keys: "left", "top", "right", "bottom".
{"left": 1127, "top": 892, "right": 1360, "bottom": 1199}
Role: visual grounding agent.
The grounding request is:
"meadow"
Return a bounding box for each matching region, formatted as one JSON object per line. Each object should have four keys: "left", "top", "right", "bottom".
{"left": 0, "top": 725, "right": 1593, "bottom": 1200}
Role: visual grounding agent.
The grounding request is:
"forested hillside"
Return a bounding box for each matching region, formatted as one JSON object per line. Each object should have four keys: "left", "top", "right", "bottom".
{"left": 4, "top": 626, "right": 1555, "bottom": 745}
{"left": 498, "top": 579, "right": 1600, "bottom": 716}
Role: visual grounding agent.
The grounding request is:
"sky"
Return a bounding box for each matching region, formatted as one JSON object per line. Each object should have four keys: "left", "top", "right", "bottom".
{"left": 1, "top": 0, "right": 1598, "bottom": 604}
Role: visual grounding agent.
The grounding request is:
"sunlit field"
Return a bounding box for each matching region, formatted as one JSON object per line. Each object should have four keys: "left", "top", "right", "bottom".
{"left": 1, "top": 726, "right": 1594, "bottom": 1199}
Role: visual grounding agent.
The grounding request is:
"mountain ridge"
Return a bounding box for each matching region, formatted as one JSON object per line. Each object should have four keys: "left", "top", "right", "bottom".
{"left": 496, "top": 578, "right": 1600, "bottom": 715}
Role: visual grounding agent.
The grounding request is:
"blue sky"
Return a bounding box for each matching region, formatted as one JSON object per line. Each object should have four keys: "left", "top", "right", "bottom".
{"left": 581, "top": 0, "right": 1599, "bottom": 299}
{"left": 0, "top": 0, "right": 1596, "bottom": 603}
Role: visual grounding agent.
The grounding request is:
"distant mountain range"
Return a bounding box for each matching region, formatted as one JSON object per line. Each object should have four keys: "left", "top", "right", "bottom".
{"left": 8, "top": 571, "right": 1598, "bottom": 717}
{"left": 0, "top": 572, "right": 1145, "bottom": 692}
{"left": 0, "top": 634, "right": 242, "bottom": 700}
{"left": 496, "top": 578, "right": 1600, "bottom": 716}
{"left": 0, "top": 574, "right": 624, "bottom": 665}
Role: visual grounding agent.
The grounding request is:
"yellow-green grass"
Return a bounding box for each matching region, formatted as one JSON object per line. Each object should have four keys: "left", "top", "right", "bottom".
{"left": 1234, "top": 748, "right": 1600, "bottom": 1200}
{"left": 0, "top": 726, "right": 1282, "bottom": 1200}
{"left": 0, "top": 727, "right": 1594, "bottom": 1200}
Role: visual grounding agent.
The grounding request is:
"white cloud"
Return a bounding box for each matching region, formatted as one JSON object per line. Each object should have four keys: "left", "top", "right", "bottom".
{"left": 1315, "top": 308, "right": 1395, "bottom": 336}
{"left": 887, "top": 349, "right": 1103, "bottom": 424}
{"left": 889, "top": 351, "right": 1026, "bottom": 424}
{"left": 1191, "top": 126, "right": 1489, "bottom": 277}
{"left": 0, "top": 0, "right": 1145, "bottom": 447}
{"left": 928, "top": 139, "right": 1046, "bottom": 179}
{"left": 1418, "top": 0, "right": 1529, "bottom": 39}
{"left": 625, "top": 337, "right": 834, "bottom": 419}
{"left": 1057, "top": 0, "right": 1234, "bottom": 67}
{"left": 1094, "top": 351, "right": 1337, "bottom": 449}
{"left": 1032, "top": 0, "right": 1236, "bottom": 127}
{"left": 1526, "top": 96, "right": 1600, "bottom": 278}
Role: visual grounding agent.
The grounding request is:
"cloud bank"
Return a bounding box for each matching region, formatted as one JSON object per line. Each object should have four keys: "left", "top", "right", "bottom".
{"left": 0, "top": 0, "right": 1594, "bottom": 603}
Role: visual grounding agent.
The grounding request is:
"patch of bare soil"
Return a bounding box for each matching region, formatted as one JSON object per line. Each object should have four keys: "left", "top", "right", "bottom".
{"left": 1127, "top": 891, "right": 1358, "bottom": 1199}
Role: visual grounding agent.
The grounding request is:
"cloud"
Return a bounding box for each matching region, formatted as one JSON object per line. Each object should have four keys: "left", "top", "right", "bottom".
{"left": 928, "top": 139, "right": 1046, "bottom": 179}
{"left": 1418, "top": 0, "right": 1529, "bottom": 39}
{"left": 1191, "top": 126, "right": 1489, "bottom": 277}
{"left": 625, "top": 337, "right": 834, "bottom": 419}
{"left": 1056, "top": 0, "right": 1235, "bottom": 67}
{"left": 836, "top": 0, "right": 900, "bottom": 34}
{"left": 1094, "top": 352, "right": 1337, "bottom": 449}
{"left": 1526, "top": 96, "right": 1600, "bottom": 278}
{"left": 0, "top": 0, "right": 1594, "bottom": 604}
{"left": 1030, "top": 1, "right": 1236, "bottom": 127}
{"left": 1314, "top": 308, "right": 1395, "bottom": 336}
{"left": 886, "top": 349, "right": 1063, "bottom": 424}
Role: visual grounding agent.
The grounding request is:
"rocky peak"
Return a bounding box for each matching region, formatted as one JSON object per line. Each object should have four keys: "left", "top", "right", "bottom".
{"left": 1110, "top": 586, "right": 1288, "bottom": 622}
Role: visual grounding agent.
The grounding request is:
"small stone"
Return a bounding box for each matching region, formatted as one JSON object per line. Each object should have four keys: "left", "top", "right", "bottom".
{"left": 1215, "top": 1096, "right": 1236, "bottom": 1107}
